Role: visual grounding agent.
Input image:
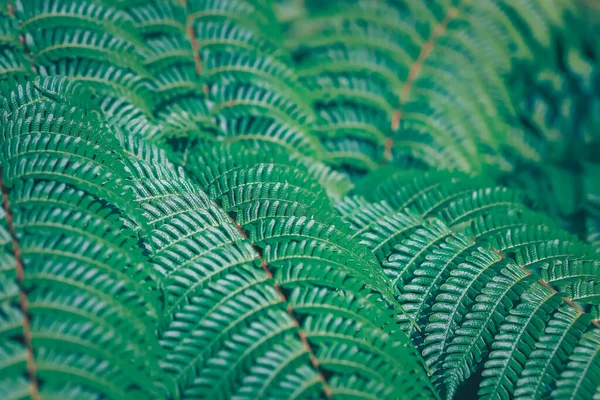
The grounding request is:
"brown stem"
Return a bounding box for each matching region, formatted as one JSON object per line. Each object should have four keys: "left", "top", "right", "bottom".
{"left": 0, "top": 169, "right": 40, "bottom": 400}
{"left": 497, "top": 247, "right": 598, "bottom": 330}
{"left": 187, "top": 25, "right": 203, "bottom": 75}
{"left": 182, "top": 0, "right": 203, "bottom": 75}
{"left": 231, "top": 217, "right": 332, "bottom": 398}
{"left": 384, "top": 6, "right": 459, "bottom": 162}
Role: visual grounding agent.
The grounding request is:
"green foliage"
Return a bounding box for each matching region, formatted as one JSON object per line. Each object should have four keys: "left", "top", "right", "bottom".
{"left": 0, "top": 0, "right": 598, "bottom": 399}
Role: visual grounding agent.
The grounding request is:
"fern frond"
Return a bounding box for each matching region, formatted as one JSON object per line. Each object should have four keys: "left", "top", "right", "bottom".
{"left": 478, "top": 283, "right": 562, "bottom": 399}
{"left": 16, "top": 0, "right": 145, "bottom": 50}
{"left": 443, "top": 263, "right": 535, "bottom": 398}
{"left": 514, "top": 304, "right": 592, "bottom": 399}
{"left": 552, "top": 328, "right": 600, "bottom": 400}
{"left": 0, "top": 0, "right": 596, "bottom": 398}
{"left": 423, "top": 248, "right": 506, "bottom": 380}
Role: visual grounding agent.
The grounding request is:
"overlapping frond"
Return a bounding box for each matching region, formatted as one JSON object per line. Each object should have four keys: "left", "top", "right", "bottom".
{"left": 342, "top": 169, "right": 600, "bottom": 398}
{"left": 0, "top": 1, "right": 441, "bottom": 398}
{"left": 0, "top": 77, "right": 164, "bottom": 399}
{"left": 0, "top": 0, "right": 597, "bottom": 399}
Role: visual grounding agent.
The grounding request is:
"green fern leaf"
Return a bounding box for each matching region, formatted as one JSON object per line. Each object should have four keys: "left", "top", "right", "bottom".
{"left": 478, "top": 283, "right": 562, "bottom": 399}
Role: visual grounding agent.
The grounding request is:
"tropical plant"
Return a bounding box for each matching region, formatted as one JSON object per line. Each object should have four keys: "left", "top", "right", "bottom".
{"left": 0, "top": 0, "right": 598, "bottom": 399}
